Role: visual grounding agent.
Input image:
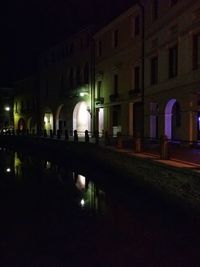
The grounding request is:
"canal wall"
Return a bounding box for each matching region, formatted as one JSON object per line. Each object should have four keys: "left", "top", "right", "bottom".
{"left": 1, "top": 135, "right": 200, "bottom": 213}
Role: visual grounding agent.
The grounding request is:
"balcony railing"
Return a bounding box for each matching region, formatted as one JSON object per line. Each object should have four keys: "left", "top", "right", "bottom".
{"left": 128, "top": 88, "right": 141, "bottom": 97}
{"left": 95, "top": 97, "right": 104, "bottom": 105}
{"left": 109, "top": 93, "right": 119, "bottom": 102}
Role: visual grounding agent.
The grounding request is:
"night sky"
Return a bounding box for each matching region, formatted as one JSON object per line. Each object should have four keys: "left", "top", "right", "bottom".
{"left": 0, "top": 0, "right": 134, "bottom": 86}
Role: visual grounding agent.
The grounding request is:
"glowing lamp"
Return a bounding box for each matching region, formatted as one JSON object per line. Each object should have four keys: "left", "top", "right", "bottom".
{"left": 79, "top": 92, "right": 85, "bottom": 97}
{"left": 5, "top": 106, "right": 10, "bottom": 111}
{"left": 6, "top": 168, "right": 11, "bottom": 173}
{"left": 80, "top": 199, "right": 85, "bottom": 207}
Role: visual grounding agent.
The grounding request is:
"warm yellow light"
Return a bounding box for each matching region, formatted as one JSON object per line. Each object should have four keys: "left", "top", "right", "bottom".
{"left": 44, "top": 116, "right": 48, "bottom": 124}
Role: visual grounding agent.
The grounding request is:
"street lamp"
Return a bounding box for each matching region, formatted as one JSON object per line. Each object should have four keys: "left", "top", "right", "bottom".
{"left": 4, "top": 106, "right": 10, "bottom": 111}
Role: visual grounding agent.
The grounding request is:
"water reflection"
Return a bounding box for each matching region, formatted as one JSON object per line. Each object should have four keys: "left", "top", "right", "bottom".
{"left": 14, "top": 152, "right": 22, "bottom": 177}
{"left": 0, "top": 147, "right": 199, "bottom": 266}
{"left": 73, "top": 171, "right": 106, "bottom": 213}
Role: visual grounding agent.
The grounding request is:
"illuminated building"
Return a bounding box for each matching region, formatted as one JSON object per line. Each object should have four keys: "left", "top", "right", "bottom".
{"left": 14, "top": 76, "right": 38, "bottom": 133}
{"left": 39, "top": 26, "right": 94, "bottom": 136}
{"left": 144, "top": 0, "right": 200, "bottom": 143}
{"left": 0, "top": 87, "right": 14, "bottom": 131}
{"left": 13, "top": 1, "right": 200, "bottom": 143}
{"left": 94, "top": 3, "right": 143, "bottom": 137}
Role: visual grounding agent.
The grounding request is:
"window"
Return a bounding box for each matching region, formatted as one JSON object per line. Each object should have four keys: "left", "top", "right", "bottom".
{"left": 84, "top": 63, "right": 89, "bottom": 83}
{"left": 69, "top": 68, "right": 74, "bottom": 88}
{"left": 60, "top": 74, "right": 64, "bottom": 95}
{"left": 97, "top": 81, "right": 102, "bottom": 99}
{"left": 135, "top": 16, "right": 140, "bottom": 35}
{"left": 150, "top": 56, "right": 158, "bottom": 85}
{"left": 46, "top": 80, "right": 48, "bottom": 97}
{"left": 113, "top": 30, "right": 119, "bottom": 48}
{"left": 114, "top": 74, "right": 118, "bottom": 95}
{"left": 113, "top": 105, "right": 121, "bottom": 126}
{"left": 21, "top": 101, "right": 24, "bottom": 112}
{"left": 15, "top": 102, "right": 18, "bottom": 113}
{"left": 98, "top": 40, "right": 102, "bottom": 56}
{"left": 193, "top": 33, "right": 200, "bottom": 69}
{"left": 152, "top": 0, "right": 158, "bottom": 21}
{"left": 76, "top": 66, "right": 81, "bottom": 86}
{"left": 170, "top": 0, "right": 178, "bottom": 7}
{"left": 113, "top": 110, "right": 119, "bottom": 126}
{"left": 169, "top": 45, "right": 178, "bottom": 78}
{"left": 134, "top": 66, "right": 140, "bottom": 92}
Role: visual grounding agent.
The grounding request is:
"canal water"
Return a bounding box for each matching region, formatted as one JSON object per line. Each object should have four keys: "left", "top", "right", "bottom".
{"left": 0, "top": 148, "right": 200, "bottom": 267}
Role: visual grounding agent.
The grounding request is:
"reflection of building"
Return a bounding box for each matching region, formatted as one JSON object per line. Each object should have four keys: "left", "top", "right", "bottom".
{"left": 14, "top": 76, "right": 38, "bottom": 133}
{"left": 94, "top": 4, "right": 143, "bottom": 136}
{"left": 0, "top": 87, "right": 14, "bottom": 131}
{"left": 73, "top": 172, "right": 106, "bottom": 212}
{"left": 39, "top": 26, "right": 94, "bottom": 135}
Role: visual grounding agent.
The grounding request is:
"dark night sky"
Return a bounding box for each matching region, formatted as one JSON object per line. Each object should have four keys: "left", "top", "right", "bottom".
{"left": 0, "top": 0, "right": 134, "bottom": 86}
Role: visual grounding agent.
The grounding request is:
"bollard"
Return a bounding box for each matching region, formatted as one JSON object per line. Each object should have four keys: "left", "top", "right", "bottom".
{"left": 74, "top": 130, "right": 78, "bottom": 142}
{"left": 43, "top": 129, "right": 47, "bottom": 137}
{"left": 135, "top": 131, "right": 141, "bottom": 153}
{"left": 160, "top": 134, "right": 169, "bottom": 160}
{"left": 117, "top": 132, "right": 123, "bottom": 149}
{"left": 57, "top": 129, "right": 61, "bottom": 139}
{"left": 94, "top": 130, "right": 99, "bottom": 145}
{"left": 85, "top": 130, "right": 89, "bottom": 143}
{"left": 64, "top": 129, "right": 69, "bottom": 140}
{"left": 50, "top": 129, "right": 53, "bottom": 138}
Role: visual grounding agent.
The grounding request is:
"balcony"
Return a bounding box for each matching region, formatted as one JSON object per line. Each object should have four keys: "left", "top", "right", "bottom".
{"left": 128, "top": 88, "right": 141, "bottom": 97}
{"left": 109, "top": 93, "right": 119, "bottom": 102}
{"left": 95, "top": 97, "right": 104, "bottom": 106}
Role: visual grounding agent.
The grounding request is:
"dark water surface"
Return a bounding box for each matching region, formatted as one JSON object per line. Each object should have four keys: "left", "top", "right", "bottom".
{"left": 0, "top": 148, "right": 200, "bottom": 267}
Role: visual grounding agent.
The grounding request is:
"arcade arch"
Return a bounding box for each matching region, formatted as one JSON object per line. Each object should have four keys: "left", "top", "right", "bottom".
{"left": 73, "top": 101, "right": 91, "bottom": 135}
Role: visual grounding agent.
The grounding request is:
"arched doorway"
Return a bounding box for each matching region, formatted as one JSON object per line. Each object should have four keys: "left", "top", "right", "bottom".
{"left": 43, "top": 109, "right": 53, "bottom": 134}
{"left": 18, "top": 118, "right": 26, "bottom": 131}
{"left": 27, "top": 117, "right": 36, "bottom": 133}
{"left": 73, "top": 101, "right": 91, "bottom": 135}
{"left": 164, "top": 99, "right": 181, "bottom": 140}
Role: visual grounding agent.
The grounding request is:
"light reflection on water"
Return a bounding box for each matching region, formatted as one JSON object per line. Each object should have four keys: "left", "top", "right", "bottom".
{"left": 0, "top": 147, "right": 199, "bottom": 266}
{"left": 1, "top": 148, "right": 106, "bottom": 214}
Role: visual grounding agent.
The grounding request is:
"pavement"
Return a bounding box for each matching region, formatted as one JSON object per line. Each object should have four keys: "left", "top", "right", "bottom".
{"left": 41, "top": 134, "right": 200, "bottom": 171}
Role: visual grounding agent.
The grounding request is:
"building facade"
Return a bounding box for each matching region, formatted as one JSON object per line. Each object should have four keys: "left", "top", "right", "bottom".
{"left": 144, "top": 0, "right": 200, "bottom": 143}
{"left": 94, "top": 4, "right": 143, "bottom": 137}
{"left": 39, "top": 26, "right": 94, "bottom": 136}
{"left": 12, "top": 0, "right": 200, "bottom": 144}
{"left": 0, "top": 87, "right": 14, "bottom": 132}
{"left": 14, "top": 76, "right": 38, "bottom": 133}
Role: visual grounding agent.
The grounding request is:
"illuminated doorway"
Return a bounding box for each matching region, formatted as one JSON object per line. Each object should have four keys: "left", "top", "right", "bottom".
{"left": 18, "top": 118, "right": 26, "bottom": 131}
{"left": 44, "top": 112, "right": 53, "bottom": 133}
{"left": 165, "top": 99, "right": 181, "bottom": 140}
{"left": 73, "top": 101, "right": 91, "bottom": 135}
{"left": 98, "top": 108, "right": 104, "bottom": 136}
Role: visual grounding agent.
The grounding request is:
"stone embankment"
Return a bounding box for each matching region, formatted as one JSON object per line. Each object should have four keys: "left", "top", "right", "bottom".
{"left": 1, "top": 135, "right": 200, "bottom": 214}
